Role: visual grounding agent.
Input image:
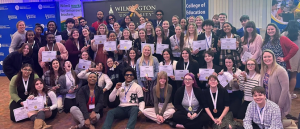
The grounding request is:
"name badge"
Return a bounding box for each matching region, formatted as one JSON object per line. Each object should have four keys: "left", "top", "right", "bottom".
{"left": 121, "top": 97, "right": 127, "bottom": 103}
{"left": 89, "top": 104, "right": 95, "bottom": 109}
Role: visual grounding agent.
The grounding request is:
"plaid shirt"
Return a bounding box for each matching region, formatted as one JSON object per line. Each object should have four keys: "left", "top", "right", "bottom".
{"left": 42, "top": 70, "right": 58, "bottom": 90}
{"left": 243, "top": 99, "right": 283, "bottom": 129}
{"left": 218, "top": 34, "right": 242, "bottom": 67}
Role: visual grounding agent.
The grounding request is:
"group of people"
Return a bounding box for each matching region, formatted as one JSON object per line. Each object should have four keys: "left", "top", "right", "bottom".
{"left": 4, "top": 5, "right": 300, "bottom": 129}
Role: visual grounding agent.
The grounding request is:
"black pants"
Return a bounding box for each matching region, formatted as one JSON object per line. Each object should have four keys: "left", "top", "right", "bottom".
{"left": 173, "top": 110, "right": 210, "bottom": 129}
{"left": 237, "top": 100, "right": 251, "bottom": 119}
{"left": 9, "top": 101, "right": 23, "bottom": 122}
{"left": 64, "top": 98, "right": 76, "bottom": 113}
{"left": 229, "top": 91, "right": 243, "bottom": 118}
{"left": 252, "top": 121, "right": 260, "bottom": 129}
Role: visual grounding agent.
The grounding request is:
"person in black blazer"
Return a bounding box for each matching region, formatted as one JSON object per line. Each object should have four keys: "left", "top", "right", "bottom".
{"left": 61, "top": 18, "right": 75, "bottom": 42}
{"left": 154, "top": 26, "right": 171, "bottom": 62}
{"left": 171, "top": 73, "right": 210, "bottom": 129}
{"left": 169, "top": 15, "right": 180, "bottom": 33}
{"left": 176, "top": 48, "right": 200, "bottom": 88}
{"left": 150, "top": 10, "right": 164, "bottom": 27}
{"left": 81, "top": 28, "right": 95, "bottom": 60}
{"left": 78, "top": 17, "right": 96, "bottom": 35}
{"left": 198, "top": 20, "right": 220, "bottom": 65}
{"left": 162, "top": 21, "right": 175, "bottom": 38}
{"left": 3, "top": 43, "right": 34, "bottom": 80}
{"left": 198, "top": 51, "right": 222, "bottom": 89}
{"left": 34, "top": 24, "right": 47, "bottom": 47}
{"left": 69, "top": 72, "right": 104, "bottom": 129}
{"left": 133, "top": 29, "right": 154, "bottom": 56}
{"left": 105, "top": 14, "right": 117, "bottom": 31}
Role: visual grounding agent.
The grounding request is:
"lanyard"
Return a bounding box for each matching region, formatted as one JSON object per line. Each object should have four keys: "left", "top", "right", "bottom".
{"left": 130, "top": 61, "right": 135, "bottom": 69}
{"left": 22, "top": 76, "right": 30, "bottom": 93}
{"left": 123, "top": 82, "right": 133, "bottom": 99}
{"left": 247, "top": 39, "right": 251, "bottom": 52}
{"left": 90, "top": 90, "right": 95, "bottom": 103}
{"left": 175, "top": 35, "right": 179, "bottom": 46}
{"left": 98, "top": 72, "right": 103, "bottom": 80}
{"left": 85, "top": 38, "right": 90, "bottom": 46}
{"left": 209, "top": 88, "right": 218, "bottom": 110}
{"left": 166, "top": 29, "right": 169, "bottom": 37}
{"left": 53, "top": 30, "right": 57, "bottom": 35}
{"left": 184, "top": 61, "right": 189, "bottom": 70}
{"left": 185, "top": 88, "right": 194, "bottom": 109}
{"left": 27, "top": 41, "right": 35, "bottom": 49}
{"left": 46, "top": 44, "right": 54, "bottom": 51}
{"left": 256, "top": 103, "right": 266, "bottom": 125}
{"left": 205, "top": 33, "right": 212, "bottom": 50}
{"left": 157, "top": 20, "right": 162, "bottom": 27}
{"left": 66, "top": 72, "right": 74, "bottom": 86}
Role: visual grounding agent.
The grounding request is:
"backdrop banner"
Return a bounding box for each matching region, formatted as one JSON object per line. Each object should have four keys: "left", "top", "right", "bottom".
{"left": 271, "top": 0, "right": 300, "bottom": 31}
{"left": 58, "top": 0, "right": 82, "bottom": 31}
{"left": 82, "top": 0, "right": 184, "bottom": 27}
{"left": 0, "top": 2, "right": 59, "bottom": 76}
{"left": 185, "top": 0, "right": 208, "bottom": 19}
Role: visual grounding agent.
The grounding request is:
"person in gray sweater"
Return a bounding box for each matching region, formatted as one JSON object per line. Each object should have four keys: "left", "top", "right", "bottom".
{"left": 9, "top": 21, "right": 27, "bottom": 53}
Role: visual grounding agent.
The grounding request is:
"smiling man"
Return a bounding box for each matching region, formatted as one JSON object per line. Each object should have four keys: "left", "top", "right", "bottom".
{"left": 243, "top": 86, "right": 283, "bottom": 129}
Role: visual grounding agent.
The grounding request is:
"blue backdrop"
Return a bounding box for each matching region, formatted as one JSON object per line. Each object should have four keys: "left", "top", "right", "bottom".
{"left": 185, "top": 0, "right": 208, "bottom": 19}
{"left": 0, "top": 2, "right": 60, "bottom": 76}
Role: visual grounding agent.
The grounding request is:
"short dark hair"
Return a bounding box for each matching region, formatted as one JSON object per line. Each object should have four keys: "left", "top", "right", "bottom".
{"left": 203, "top": 50, "right": 214, "bottom": 57}
{"left": 79, "top": 17, "right": 86, "bottom": 22}
{"left": 123, "top": 67, "right": 137, "bottom": 78}
{"left": 156, "top": 10, "right": 164, "bottom": 15}
{"left": 251, "top": 86, "right": 266, "bottom": 95}
{"left": 202, "top": 19, "right": 214, "bottom": 29}
{"left": 218, "top": 13, "right": 227, "bottom": 18}
{"left": 239, "top": 15, "right": 250, "bottom": 22}
{"left": 35, "top": 23, "right": 44, "bottom": 33}
{"left": 272, "top": 0, "right": 278, "bottom": 6}
{"left": 66, "top": 18, "right": 75, "bottom": 24}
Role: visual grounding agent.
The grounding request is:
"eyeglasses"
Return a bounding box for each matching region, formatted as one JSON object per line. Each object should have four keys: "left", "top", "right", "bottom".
{"left": 184, "top": 78, "right": 193, "bottom": 81}
{"left": 23, "top": 69, "right": 32, "bottom": 72}
{"left": 109, "top": 18, "right": 114, "bottom": 20}
{"left": 156, "top": 14, "right": 162, "bottom": 16}
{"left": 125, "top": 74, "right": 133, "bottom": 77}
{"left": 247, "top": 64, "right": 255, "bottom": 66}
{"left": 80, "top": 21, "right": 85, "bottom": 23}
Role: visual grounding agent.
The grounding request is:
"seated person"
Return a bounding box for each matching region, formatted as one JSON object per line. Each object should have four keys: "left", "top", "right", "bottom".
{"left": 243, "top": 86, "right": 283, "bottom": 129}
{"left": 27, "top": 78, "right": 58, "bottom": 128}
{"left": 69, "top": 72, "right": 104, "bottom": 129}
{"left": 102, "top": 67, "right": 145, "bottom": 129}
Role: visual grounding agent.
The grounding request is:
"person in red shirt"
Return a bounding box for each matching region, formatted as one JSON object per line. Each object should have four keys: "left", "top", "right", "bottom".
{"left": 91, "top": 11, "right": 107, "bottom": 31}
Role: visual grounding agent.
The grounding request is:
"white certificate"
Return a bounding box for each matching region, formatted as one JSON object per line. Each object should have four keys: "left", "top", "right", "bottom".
{"left": 159, "top": 65, "right": 174, "bottom": 76}
{"left": 94, "top": 35, "right": 106, "bottom": 45}
{"left": 119, "top": 40, "right": 132, "bottom": 50}
{"left": 221, "top": 38, "right": 236, "bottom": 50}
{"left": 104, "top": 41, "right": 117, "bottom": 51}
{"left": 139, "top": 66, "right": 154, "bottom": 77}
{"left": 78, "top": 59, "right": 91, "bottom": 70}
{"left": 199, "top": 69, "right": 215, "bottom": 81}
{"left": 241, "top": 51, "right": 253, "bottom": 62}
{"left": 174, "top": 70, "right": 189, "bottom": 80}
{"left": 217, "top": 72, "right": 233, "bottom": 87}
{"left": 192, "top": 40, "right": 206, "bottom": 51}
{"left": 13, "top": 107, "right": 29, "bottom": 122}
{"left": 55, "top": 35, "right": 62, "bottom": 42}
{"left": 27, "top": 96, "right": 44, "bottom": 111}
{"left": 141, "top": 43, "right": 155, "bottom": 54}
{"left": 156, "top": 44, "right": 169, "bottom": 54}
{"left": 42, "top": 51, "right": 57, "bottom": 62}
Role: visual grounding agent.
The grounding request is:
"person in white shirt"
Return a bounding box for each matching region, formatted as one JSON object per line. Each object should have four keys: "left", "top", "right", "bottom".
{"left": 243, "top": 86, "right": 283, "bottom": 129}
{"left": 102, "top": 67, "right": 145, "bottom": 129}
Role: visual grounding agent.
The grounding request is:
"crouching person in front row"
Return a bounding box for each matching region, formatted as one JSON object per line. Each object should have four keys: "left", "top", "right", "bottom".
{"left": 102, "top": 67, "right": 145, "bottom": 129}
{"left": 69, "top": 72, "right": 104, "bottom": 129}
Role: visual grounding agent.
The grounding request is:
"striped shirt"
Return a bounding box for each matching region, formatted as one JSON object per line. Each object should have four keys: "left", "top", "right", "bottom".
{"left": 239, "top": 73, "right": 261, "bottom": 101}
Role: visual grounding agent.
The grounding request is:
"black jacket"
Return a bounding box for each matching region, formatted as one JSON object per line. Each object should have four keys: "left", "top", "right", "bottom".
{"left": 197, "top": 32, "right": 220, "bottom": 65}
{"left": 76, "top": 85, "right": 104, "bottom": 120}
{"left": 174, "top": 86, "right": 204, "bottom": 115}
{"left": 3, "top": 51, "right": 34, "bottom": 80}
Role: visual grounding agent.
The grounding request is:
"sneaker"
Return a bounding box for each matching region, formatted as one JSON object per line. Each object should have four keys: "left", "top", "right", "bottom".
{"left": 291, "top": 94, "right": 297, "bottom": 99}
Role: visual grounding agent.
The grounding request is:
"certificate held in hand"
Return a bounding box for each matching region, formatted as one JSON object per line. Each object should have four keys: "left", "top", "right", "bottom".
{"left": 174, "top": 70, "right": 189, "bottom": 80}
{"left": 55, "top": 35, "right": 62, "bottom": 43}
{"left": 156, "top": 44, "right": 169, "bottom": 54}
{"left": 193, "top": 40, "right": 206, "bottom": 51}
{"left": 221, "top": 38, "right": 236, "bottom": 50}
{"left": 140, "top": 66, "right": 154, "bottom": 77}
{"left": 199, "top": 69, "right": 215, "bottom": 81}
{"left": 27, "top": 96, "right": 44, "bottom": 111}
{"left": 94, "top": 35, "right": 106, "bottom": 45}
{"left": 104, "top": 41, "right": 117, "bottom": 51}
{"left": 78, "top": 59, "right": 91, "bottom": 70}
{"left": 159, "top": 65, "right": 174, "bottom": 76}
{"left": 141, "top": 43, "right": 155, "bottom": 54}
{"left": 119, "top": 40, "right": 132, "bottom": 50}
{"left": 42, "top": 51, "right": 57, "bottom": 62}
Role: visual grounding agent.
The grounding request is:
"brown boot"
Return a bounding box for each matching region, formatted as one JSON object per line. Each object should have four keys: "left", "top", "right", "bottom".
{"left": 42, "top": 121, "right": 52, "bottom": 129}
{"left": 34, "top": 119, "right": 44, "bottom": 129}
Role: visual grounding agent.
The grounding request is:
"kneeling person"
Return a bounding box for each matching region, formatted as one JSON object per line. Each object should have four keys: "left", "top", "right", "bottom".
{"left": 102, "top": 68, "right": 145, "bottom": 129}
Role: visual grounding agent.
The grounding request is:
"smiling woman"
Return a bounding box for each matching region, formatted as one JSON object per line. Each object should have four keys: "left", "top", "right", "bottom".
{"left": 9, "top": 20, "right": 27, "bottom": 53}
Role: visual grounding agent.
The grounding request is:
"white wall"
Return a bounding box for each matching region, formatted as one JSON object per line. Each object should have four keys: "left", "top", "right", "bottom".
{"left": 209, "top": 0, "right": 271, "bottom": 31}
